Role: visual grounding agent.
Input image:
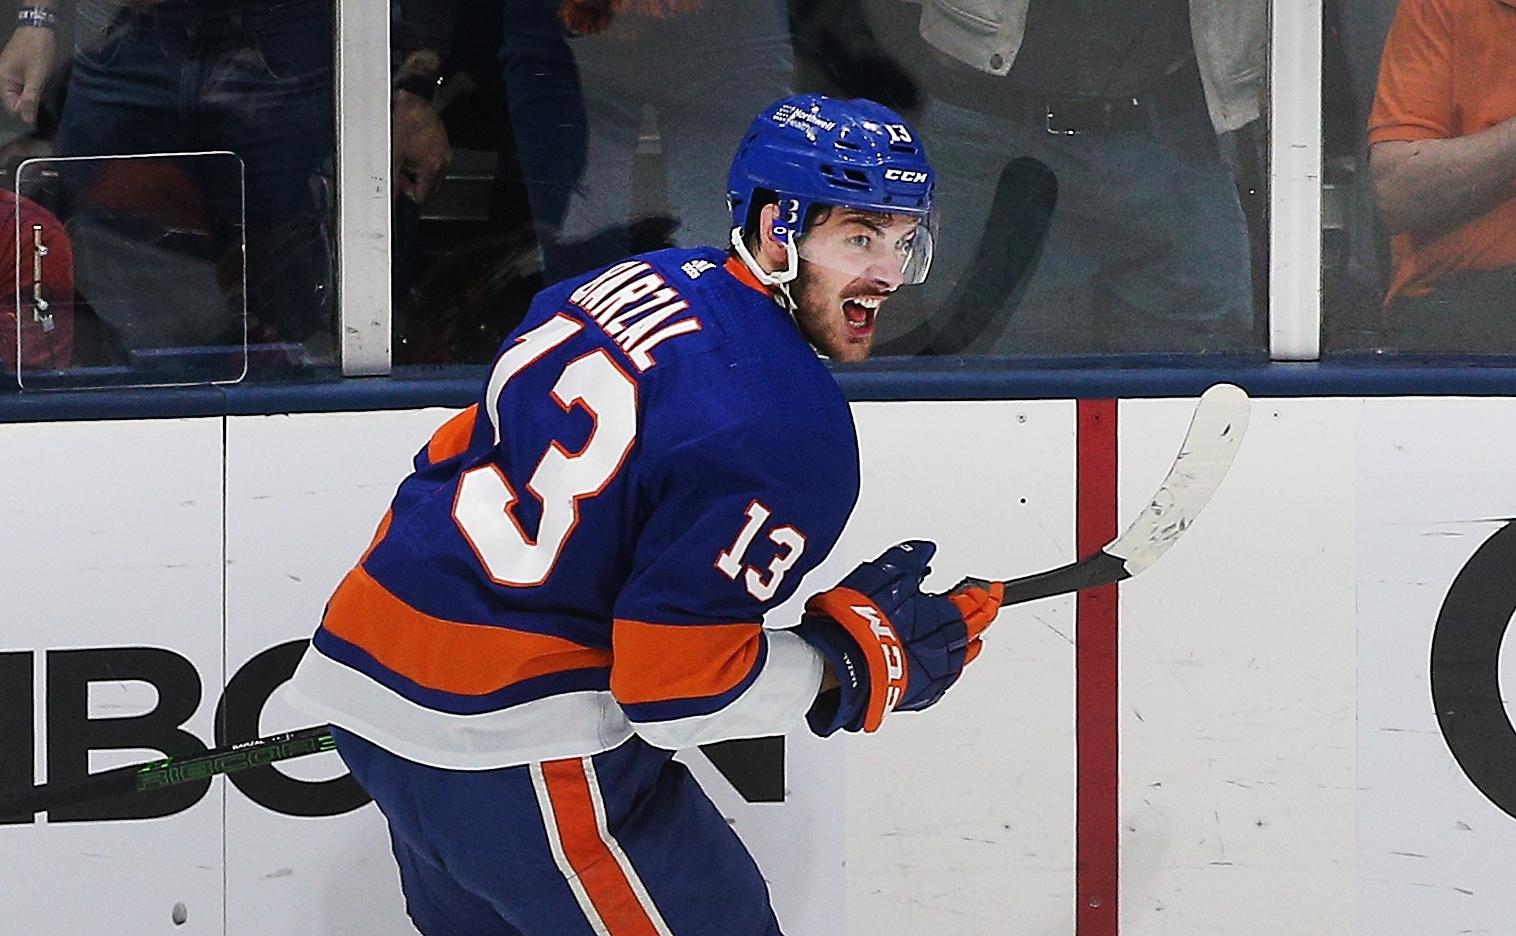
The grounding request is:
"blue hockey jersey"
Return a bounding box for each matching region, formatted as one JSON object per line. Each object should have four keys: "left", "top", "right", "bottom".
{"left": 288, "top": 248, "right": 861, "bottom": 768}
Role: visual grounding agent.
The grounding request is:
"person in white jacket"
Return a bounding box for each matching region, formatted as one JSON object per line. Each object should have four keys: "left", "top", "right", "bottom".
{"left": 864, "top": 0, "right": 1266, "bottom": 354}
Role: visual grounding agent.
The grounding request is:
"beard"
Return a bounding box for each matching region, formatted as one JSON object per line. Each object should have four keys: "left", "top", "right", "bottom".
{"left": 787, "top": 262, "right": 873, "bottom": 363}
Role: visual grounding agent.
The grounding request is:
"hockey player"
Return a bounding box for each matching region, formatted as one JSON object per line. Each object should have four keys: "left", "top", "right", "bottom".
{"left": 287, "top": 93, "right": 1004, "bottom": 936}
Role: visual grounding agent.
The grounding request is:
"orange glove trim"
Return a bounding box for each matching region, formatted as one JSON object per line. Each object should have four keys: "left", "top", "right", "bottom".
{"left": 805, "top": 586, "right": 907, "bottom": 733}
{"left": 948, "top": 581, "right": 1004, "bottom": 642}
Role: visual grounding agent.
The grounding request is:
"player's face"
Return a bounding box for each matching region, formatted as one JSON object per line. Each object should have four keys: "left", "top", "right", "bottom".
{"left": 790, "top": 208, "right": 921, "bottom": 362}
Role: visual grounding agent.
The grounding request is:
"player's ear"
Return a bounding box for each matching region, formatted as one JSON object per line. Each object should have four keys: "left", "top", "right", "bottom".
{"left": 756, "top": 202, "right": 790, "bottom": 269}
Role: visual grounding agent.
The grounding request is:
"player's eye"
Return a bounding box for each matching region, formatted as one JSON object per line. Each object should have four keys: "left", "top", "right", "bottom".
{"left": 846, "top": 233, "right": 873, "bottom": 250}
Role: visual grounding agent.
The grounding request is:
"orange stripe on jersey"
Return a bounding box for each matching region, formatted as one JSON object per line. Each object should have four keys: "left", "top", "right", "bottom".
{"left": 426, "top": 404, "right": 479, "bottom": 464}
{"left": 723, "top": 255, "right": 775, "bottom": 298}
{"left": 540, "top": 758, "right": 665, "bottom": 936}
{"left": 610, "top": 619, "right": 762, "bottom": 704}
{"left": 358, "top": 510, "right": 394, "bottom": 564}
{"left": 321, "top": 565, "right": 610, "bottom": 695}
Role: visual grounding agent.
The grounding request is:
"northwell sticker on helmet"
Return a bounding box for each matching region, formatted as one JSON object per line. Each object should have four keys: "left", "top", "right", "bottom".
{"left": 726, "top": 93, "right": 938, "bottom": 286}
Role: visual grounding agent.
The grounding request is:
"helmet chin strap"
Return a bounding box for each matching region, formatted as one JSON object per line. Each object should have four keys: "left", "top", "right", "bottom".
{"left": 730, "top": 226, "right": 800, "bottom": 313}
{"left": 730, "top": 226, "right": 835, "bottom": 361}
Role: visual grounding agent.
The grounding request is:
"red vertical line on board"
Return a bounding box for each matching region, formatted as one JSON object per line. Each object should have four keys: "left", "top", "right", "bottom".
{"left": 1076, "top": 398, "right": 1119, "bottom": 936}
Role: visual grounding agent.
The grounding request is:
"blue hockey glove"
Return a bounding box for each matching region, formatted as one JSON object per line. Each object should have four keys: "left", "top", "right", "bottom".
{"left": 793, "top": 541, "right": 1003, "bottom": 736}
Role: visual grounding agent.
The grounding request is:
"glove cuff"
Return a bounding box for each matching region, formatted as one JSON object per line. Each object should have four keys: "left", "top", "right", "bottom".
{"left": 801, "top": 587, "right": 908, "bottom": 733}
{"left": 792, "top": 615, "right": 866, "bottom": 736}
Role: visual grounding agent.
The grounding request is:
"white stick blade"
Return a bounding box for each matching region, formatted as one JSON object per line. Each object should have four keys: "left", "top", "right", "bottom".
{"left": 1104, "top": 383, "right": 1250, "bottom": 575}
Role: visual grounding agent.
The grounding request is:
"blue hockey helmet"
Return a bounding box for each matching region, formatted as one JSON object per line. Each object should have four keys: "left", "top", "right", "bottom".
{"left": 727, "top": 94, "right": 936, "bottom": 285}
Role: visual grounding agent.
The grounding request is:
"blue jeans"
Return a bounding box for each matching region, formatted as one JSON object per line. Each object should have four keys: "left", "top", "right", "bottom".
{"left": 56, "top": 0, "right": 334, "bottom": 351}
{"left": 881, "top": 97, "right": 1256, "bottom": 354}
{"left": 501, "top": 0, "right": 792, "bottom": 284}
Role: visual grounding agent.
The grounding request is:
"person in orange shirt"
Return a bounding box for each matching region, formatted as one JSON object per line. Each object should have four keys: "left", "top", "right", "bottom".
{"left": 1368, "top": 0, "right": 1516, "bottom": 351}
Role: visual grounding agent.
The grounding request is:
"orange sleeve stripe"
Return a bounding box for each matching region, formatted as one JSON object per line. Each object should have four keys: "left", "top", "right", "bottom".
{"left": 610, "top": 618, "right": 763, "bottom": 705}
{"left": 321, "top": 565, "right": 611, "bottom": 696}
{"left": 426, "top": 404, "right": 479, "bottom": 464}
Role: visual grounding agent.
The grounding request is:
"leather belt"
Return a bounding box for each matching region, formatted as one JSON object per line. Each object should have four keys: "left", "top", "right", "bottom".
{"left": 918, "top": 56, "right": 1208, "bottom": 135}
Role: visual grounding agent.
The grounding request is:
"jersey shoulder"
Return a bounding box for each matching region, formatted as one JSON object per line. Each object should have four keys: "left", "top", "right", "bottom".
{"left": 511, "top": 247, "right": 731, "bottom": 374}
{"left": 635, "top": 251, "right": 854, "bottom": 447}
{"left": 512, "top": 247, "right": 854, "bottom": 465}
{"left": 528, "top": 247, "right": 843, "bottom": 413}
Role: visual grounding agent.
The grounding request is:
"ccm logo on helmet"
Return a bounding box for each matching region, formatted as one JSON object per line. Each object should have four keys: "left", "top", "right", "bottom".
{"left": 883, "top": 169, "right": 929, "bottom": 184}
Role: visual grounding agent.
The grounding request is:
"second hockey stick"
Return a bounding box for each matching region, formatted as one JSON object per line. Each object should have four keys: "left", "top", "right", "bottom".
{"left": 0, "top": 724, "right": 335, "bottom": 820}
{"left": 877, "top": 155, "right": 1058, "bottom": 356}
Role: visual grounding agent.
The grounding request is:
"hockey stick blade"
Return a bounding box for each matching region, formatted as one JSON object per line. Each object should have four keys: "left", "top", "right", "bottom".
{"left": 958, "top": 383, "right": 1250, "bottom": 606}
{"left": 0, "top": 724, "right": 335, "bottom": 818}
{"left": 877, "top": 156, "right": 1057, "bottom": 356}
{"left": 924, "top": 156, "right": 1056, "bottom": 355}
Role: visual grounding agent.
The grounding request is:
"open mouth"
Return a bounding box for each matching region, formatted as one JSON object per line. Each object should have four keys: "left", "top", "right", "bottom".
{"left": 842, "top": 295, "right": 885, "bottom": 336}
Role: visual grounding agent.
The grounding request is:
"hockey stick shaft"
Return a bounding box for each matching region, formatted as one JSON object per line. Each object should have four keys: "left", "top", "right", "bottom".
{"left": 0, "top": 724, "right": 334, "bottom": 818}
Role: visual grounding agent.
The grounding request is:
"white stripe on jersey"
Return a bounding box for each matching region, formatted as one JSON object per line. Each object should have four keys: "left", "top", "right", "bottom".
{"left": 286, "top": 629, "right": 825, "bottom": 768}
{"left": 628, "top": 629, "right": 825, "bottom": 751}
{"left": 286, "top": 647, "right": 634, "bottom": 769}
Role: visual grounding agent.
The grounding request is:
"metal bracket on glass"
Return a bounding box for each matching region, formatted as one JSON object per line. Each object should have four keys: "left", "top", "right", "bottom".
{"left": 30, "top": 223, "right": 53, "bottom": 333}
{"left": 1045, "top": 109, "right": 1079, "bottom": 136}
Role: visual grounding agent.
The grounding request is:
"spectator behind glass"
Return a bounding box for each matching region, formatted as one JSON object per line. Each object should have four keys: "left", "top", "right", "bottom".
{"left": 865, "top": 0, "right": 1266, "bottom": 354}
{"left": 0, "top": 0, "right": 335, "bottom": 364}
{"left": 500, "top": 0, "right": 792, "bottom": 285}
{"left": 390, "top": 0, "right": 560, "bottom": 366}
{"left": 391, "top": 1, "right": 458, "bottom": 211}
{"left": 1368, "top": 0, "right": 1516, "bottom": 352}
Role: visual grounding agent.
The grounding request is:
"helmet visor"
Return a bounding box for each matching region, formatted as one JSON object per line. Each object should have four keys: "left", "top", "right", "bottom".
{"left": 794, "top": 206, "right": 936, "bottom": 287}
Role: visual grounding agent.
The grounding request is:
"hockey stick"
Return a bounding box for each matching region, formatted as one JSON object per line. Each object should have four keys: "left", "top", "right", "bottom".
{"left": 876, "top": 155, "right": 1058, "bottom": 356}
{"left": 955, "top": 382, "right": 1251, "bottom": 606}
{"left": 0, "top": 724, "right": 335, "bottom": 819}
{"left": 1, "top": 387, "right": 1246, "bottom": 815}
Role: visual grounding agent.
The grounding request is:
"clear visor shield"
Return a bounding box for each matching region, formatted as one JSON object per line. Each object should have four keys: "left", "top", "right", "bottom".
{"left": 793, "top": 207, "right": 936, "bottom": 288}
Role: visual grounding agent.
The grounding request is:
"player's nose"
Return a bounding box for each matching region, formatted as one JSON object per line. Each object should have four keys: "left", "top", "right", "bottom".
{"left": 864, "top": 261, "right": 904, "bottom": 291}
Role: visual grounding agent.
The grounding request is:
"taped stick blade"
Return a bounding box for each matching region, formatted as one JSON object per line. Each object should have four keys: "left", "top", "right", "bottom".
{"left": 1103, "top": 382, "right": 1250, "bottom": 576}
{"left": 954, "top": 383, "right": 1249, "bottom": 607}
